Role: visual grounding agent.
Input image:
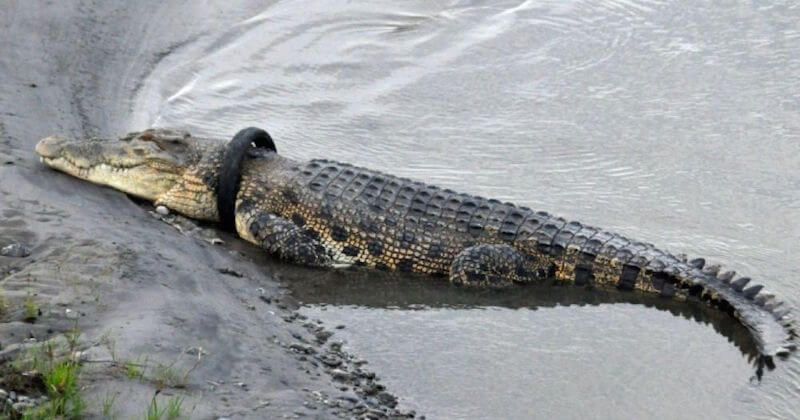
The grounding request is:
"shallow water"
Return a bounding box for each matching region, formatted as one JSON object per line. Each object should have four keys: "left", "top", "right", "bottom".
{"left": 131, "top": 0, "right": 800, "bottom": 418}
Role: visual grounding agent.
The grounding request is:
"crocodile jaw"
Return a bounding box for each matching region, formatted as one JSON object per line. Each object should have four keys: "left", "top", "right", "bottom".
{"left": 35, "top": 132, "right": 187, "bottom": 202}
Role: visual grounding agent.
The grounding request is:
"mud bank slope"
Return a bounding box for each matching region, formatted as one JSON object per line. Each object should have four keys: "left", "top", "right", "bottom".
{"left": 0, "top": 1, "right": 410, "bottom": 418}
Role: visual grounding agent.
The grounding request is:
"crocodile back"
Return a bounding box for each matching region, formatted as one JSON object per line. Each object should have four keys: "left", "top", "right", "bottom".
{"left": 247, "top": 156, "right": 561, "bottom": 274}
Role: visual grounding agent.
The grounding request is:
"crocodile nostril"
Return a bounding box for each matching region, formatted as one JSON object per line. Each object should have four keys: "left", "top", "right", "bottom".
{"left": 35, "top": 135, "right": 69, "bottom": 158}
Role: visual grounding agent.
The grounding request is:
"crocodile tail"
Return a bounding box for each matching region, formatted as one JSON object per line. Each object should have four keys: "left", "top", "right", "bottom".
{"left": 648, "top": 256, "right": 796, "bottom": 373}
{"left": 556, "top": 227, "right": 796, "bottom": 375}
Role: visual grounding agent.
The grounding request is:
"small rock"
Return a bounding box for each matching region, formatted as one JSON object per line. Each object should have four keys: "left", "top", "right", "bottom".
{"left": 330, "top": 369, "right": 352, "bottom": 382}
{"left": 12, "top": 401, "right": 35, "bottom": 413}
{"left": 155, "top": 205, "right": 170, "bottom": 215}
{"left": 365, "top": 409, "right": 385, "bottom": 419}
{"left": 321, "top": 354, "right": 342, "bottom": 368}
{"left": 65, "top": 308, "right": 79, "bottom": 320}
{"left": 338, "top": 395, "right": 359, "bottom": 404}
{"left": 79, "top": 345, "right": 113, "bottom": 362}
{"left": 377, "top": 392, "right": 397, "bottom": 408}
{"left": 185, "top": 346, "right": 207, "bottom": 357}
{"left": 218, "top": 267, "right": 244, "bottom": 277}
{"left": 9, "top": 390, "right": 17, "bottom": 401}
{"left": 289, "top": 343, "right": 316, "bottom": 355}
{"left": 1, "top": 243, "right": 31, "bottom": 258}
{"left": 361, "top": 382, "right": 380, "bottom": 396}
{"left": 315, "top": 330, "right": 333, "bottom": 344}
{"left": 335, "top": 325, "right": 346, "bottom": 329}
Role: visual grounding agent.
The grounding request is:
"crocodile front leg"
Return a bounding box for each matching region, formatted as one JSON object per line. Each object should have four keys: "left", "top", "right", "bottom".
{"left": 449, "top": 244, "right": 533, "bottom": 287}
{"left": 246, "top": 212, "right": 334, "bottom": 268}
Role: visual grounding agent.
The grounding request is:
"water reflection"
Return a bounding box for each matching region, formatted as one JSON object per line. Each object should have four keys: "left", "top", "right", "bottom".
{"left": 283, "top": 266, "right": 759, "bottom": 366}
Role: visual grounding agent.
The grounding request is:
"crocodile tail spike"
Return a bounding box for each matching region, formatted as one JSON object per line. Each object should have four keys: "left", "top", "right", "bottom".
{"left": 675, "top": 261, "right": 796, "bottom": 378}
{"left": 718, "top": 270, "right": 736, "bottom": 283}
{"left": 689, "top": 257, "right": 705, "bottom": 269}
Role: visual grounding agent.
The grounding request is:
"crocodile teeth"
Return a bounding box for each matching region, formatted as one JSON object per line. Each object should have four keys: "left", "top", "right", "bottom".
{"left": 743, "top": 284, "right": 763, "bottom": 299}
{"left": 730, "top": 276, "right": 751, "bottom": 292}
{"left": 689, "top": 257, "right": 705, "bottom": 269}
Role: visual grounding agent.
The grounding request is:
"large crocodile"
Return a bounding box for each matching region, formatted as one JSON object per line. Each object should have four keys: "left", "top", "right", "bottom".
{"left": 35, "top": 127, "right": 795, "bottom": 374}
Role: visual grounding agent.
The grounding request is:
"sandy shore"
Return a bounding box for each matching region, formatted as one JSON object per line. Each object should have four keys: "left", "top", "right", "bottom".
{"left": 0, "top": 1, "right": 411, "bottom": 418}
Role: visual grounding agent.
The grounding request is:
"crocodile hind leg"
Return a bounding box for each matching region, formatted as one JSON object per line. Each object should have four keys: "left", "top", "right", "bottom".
{"left": 449, "top": 244, "right": 531, "bottom": 287}
{"left": 245, "top": 212, "right": 334, "bottom": 268}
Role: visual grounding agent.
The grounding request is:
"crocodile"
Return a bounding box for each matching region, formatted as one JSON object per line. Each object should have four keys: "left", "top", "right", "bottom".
{"left": 35, "top": 127, "right": 796, "bottom": 374}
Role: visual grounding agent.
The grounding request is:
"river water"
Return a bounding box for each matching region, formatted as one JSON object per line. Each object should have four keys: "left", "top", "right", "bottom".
{"left": 130, "top": 1, "right": 800, "bottom": 418}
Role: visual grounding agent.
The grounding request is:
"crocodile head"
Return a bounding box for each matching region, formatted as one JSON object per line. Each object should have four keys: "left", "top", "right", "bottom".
{"left": 36, "top": 129, "right": 222, "bottom": 220}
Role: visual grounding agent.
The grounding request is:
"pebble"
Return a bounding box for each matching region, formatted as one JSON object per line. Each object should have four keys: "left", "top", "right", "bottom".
{"left": 155, "top": 205, "right": 169, "bottom": 215}
{"left": 12, "top": 401, "right": 35, "bottom": 412}
{"left": 321, "top": 354, "right": 342, "bottom": 367}
{"left": 377, "top": 392, "right": 397, "bottom": 408}
{"left": 1, "top": 243, "right": 31, "bottom": 257}
{"left": 289, "top": 343, "right": 316, "bottom": 355}
{"left": 218, "top": 267, "right": 244, "bottom": 277}
{"left": 330, "top": 369, "right": 352, "bottom": 382}
{"left": 366, "top": 408, "right": 386, "bottom": 419}
{"left": 361, "top": 382, "right": 380, "bottom": 396}
{"left": 314, "top": 330, "right": 333, "bottom": 344}
{"left": 65, "top": 308, "right": 79, "bottom": 320}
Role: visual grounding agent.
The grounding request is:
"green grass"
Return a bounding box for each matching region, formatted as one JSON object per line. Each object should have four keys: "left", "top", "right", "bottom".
{"left": 99, "top": 330, "right": 118, "bottom": 362}
{"left": 23, "top": 292, "right": 38, "bottom": 321}
{"left": 125, "top": 360, "right": 145, "bottom": 380}
{"left": 0, "top": 292, "right": 8, "bottom": 316}
{"left": 13, "top": 326, "right": 85, "bottom": 419}
{"left": 145, "top": 393, "right": 184, "bottom": 420}
{"left": 21, "top": 360, "right": 84, "bottom": 419}
{"left": 101, "top": 390, "right": 118, "bottom": 419}
{"left": 152, "top": 363, "right": 184, "bottom": 389}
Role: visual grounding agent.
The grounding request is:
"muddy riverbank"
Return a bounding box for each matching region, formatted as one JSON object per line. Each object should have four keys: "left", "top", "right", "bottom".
{"left": 0, "top": 1, "right": 412, "bottom": 418}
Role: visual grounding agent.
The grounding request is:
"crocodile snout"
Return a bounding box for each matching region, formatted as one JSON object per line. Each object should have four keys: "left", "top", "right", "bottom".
{"left": 35, "top": 135, "right": 69, "bottom": 159}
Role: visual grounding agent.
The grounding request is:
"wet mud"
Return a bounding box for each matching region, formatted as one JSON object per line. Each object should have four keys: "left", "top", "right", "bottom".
{"left": 0, "top": 1, "right": 412, "bottom": 418}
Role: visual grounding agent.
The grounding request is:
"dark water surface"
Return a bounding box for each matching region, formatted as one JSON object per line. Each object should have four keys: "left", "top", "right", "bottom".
{"left": 130, "top": 1, "right": 800, "bottom": 418}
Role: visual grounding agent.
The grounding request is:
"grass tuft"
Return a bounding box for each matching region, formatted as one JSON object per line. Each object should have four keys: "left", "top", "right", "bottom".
{"left": 145, "top": 392, "right": 184, "bottom": 420}
{"left": 23, "top": 292, "right": 38, "bottom": 321}
{"left": 125, "top": 360, "right": 145, "bottom": 380}
{"left": 0, "top": 292, "right": 8, "bottom": 316}
{"left": 101, "top": 390, "right": 118, "bottom": 419}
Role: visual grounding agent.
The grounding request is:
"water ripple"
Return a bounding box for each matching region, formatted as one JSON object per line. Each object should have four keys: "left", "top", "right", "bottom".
{"left": 130, "top": 0, "right": 800, "bottom": 417}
